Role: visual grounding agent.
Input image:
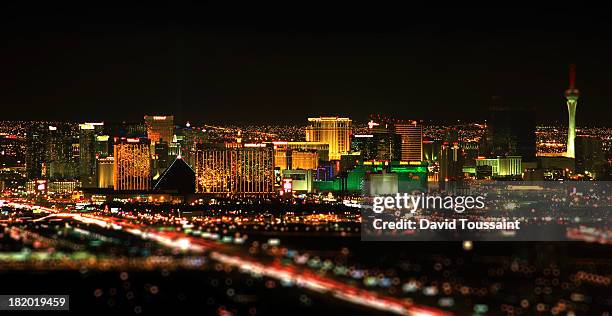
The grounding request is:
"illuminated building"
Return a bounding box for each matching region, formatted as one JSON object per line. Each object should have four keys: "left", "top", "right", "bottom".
{"left": 0, "top": 167, "right": 25, "bottom": 190}
{"left": 176, "top": 126, "right": 209, "bottom": 169}
{"left": 315, "top": 164, "right": 334, "bottom": 181}
{"left": 394, "top": 120, "right": 422, "bottom": 162}
{"left": 95, "top": 135, "right": 110, "bottom": 158}
{"left": 152, "top": 142, "right": 170, "bottom": 179}
{"left": 340, "top": 152, "right": 361, "bottom": 173}
{"left": 79, "top": 122, "right": 104, "bottom": 188}
{"left": 25, "top": 123, "right": 46, "bottom": 179}
{"left": 369, "top": 172, "right": 398, "bottom": 195}
{"left": 281, "top": 169, "right": 313, "bottom": 193}
{"left": 290, "top": 151, "right": 318, "bottom": 169}
{"left": 290, "top": 151, "right": 319, "bottom": 170}
{"left": 105, "top": 121, "right": 147, "bottom": 139}
{"left": 273, "top": 141, "right": 328, "bottom": 171}
{"left": 113, "top": 138, "right": 151, "bottom": 190}
{"left": 144, "top": 115, "right": 174, "bottom": 144}
{"left": 274, "top": 150, "right": 290, "bottom": 170}
{"left": 306, "top": 117, "right": 351, "bottom": 160}
{"left": 168, "top": 135, "right": 181, "bottom": 157}
{"left": 565, "top": 65, "right": 579, "bottom": 158}
{"left": 351, "top": 120, "right": 402, "bottom": 162}
{"left": 195, "top": 143, "right": 274, "bottom": 195}
{"left": 352, "top": 133, "right": 401, "bottom": 162}
{"left": 475, "top": 156, "right": 522, "bottom": 177}
{"left": 313, "top": 161, "right": 427, "bottom": 193}
{"left": 26, "top": 179, "right": 48, "bottom": 193}
{"left": 486, "top": 97, "right": 536, "bottom": 161}
{"left": 273, "top": 141, "right": 329, "bottom": 160}
{"left": 575, "top": 135, "right": 605, "bottom": 177}
{"left": 26, "top": 179, "right": 80, "bottom": 194}
{"left": 422, "top": 139, "right": 440, "bottom": 163}
{"left": 475, "top": 164, "right": 493, "bottom": 179}
{"left": 275, "top": 150, "right": 318, "bottom": 171}
{"left": 97, "top": 157, "right": 114, "bottom": 189}
{"left": 46, "top": 123, "right": 79, "bottom": 180}
{"left": 439, "top": 141, "right": 464, "bottom": 190}
{"left": 462, "top": 141, "right": 480, "bottom": 166}
{"left": 48, "top": 180, "right": 81, "bottom": 194}
{"left": 0, "top": 134, "right": 25, "bottom": 167}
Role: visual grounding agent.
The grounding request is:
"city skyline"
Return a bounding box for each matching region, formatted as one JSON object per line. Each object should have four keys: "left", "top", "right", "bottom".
{"left": 0, "top": 5, "right": 611, "bottom": 315}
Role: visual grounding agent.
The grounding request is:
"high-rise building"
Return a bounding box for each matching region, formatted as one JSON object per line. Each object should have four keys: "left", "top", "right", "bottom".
{"left": 95, "top": 135, "right": 110, "bottom": 158}
{"left": 144, "top": 115, "right": 174, "bottom": 144}
{"left": 46, "top": 123, "right": 79, "bottom": 180}
{"left": 575, "top": 135, "right": 605, "bottom": 177}
{"left": 113, "top": 138, "right": 151, "bottom": 190}
{"left": 25, "top": 123, "right": 47, "bottom": 179}
{"left": 565, "top": 65, "right": 579, "bottom": 158}
{"left": 438, "top": 128, "right": 464, "bottom": 191}
{"left": 395, "top": 120, "right": 423, "bottom": 162}
{"left": 306, "top": 117, "right": 351, "bottom": 160}
{"left": 79, "top": 122, "right": 104, "bottom": 188}
{"left": 422, "top": 139, "right": 440, "bottom": 163}
{"left": 0, "top": 134, "right": 25, "bottom": 167}
{"left": 176, "top": 124, "right": 209, "bottom": 169}
{"left": 195, "top": 143, "right": 274, "bottom": 195}
{"left": 97, "top": 157, "right": 114, "bottom": 189}
{"left": 152, "top": 142, "right": 170, "bottom": 179}
{"left": 352, "top": 121, "right": 402, "bottom": 161}
{"left": 439, "top": 141, "right": 464, "bottom": 182}
{"left": 486, "top": 97, "right": 536, "bottom": 161}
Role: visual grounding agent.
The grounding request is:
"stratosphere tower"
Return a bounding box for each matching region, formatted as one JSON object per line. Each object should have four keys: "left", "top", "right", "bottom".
{"left": 565, "top": 64, "right": 579, "bottom": 158}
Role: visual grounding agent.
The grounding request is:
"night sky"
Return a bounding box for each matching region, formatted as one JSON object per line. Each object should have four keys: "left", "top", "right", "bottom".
{"left": 1, "top": 3, "right": 612, "bottom": 125}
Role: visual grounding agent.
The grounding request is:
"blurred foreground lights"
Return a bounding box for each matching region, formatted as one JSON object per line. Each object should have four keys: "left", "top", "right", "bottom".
{"left": 423, "top": 286, "right": 438, "bottom": 296}
{"left": 402, "top": 281, "right": 418, "bottom": 293}
{"left": 438, "top": 297, "right": 454, "bottom": 307}
{"left": 473, "top": 304, "right": 488, "bottom": 314}
{"left": 177, "top": 238, "right": 191, "bottom": 250}
{"left": 462, "top": 240, "right": 473, "bottom": 251}
{"left": 504, "top": 202, "right": 517, "bottom": 210}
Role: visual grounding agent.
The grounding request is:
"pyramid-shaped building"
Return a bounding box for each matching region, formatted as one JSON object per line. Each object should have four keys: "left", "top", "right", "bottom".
{"left": 153, "top": 157, "right": 196, "bottom": 194}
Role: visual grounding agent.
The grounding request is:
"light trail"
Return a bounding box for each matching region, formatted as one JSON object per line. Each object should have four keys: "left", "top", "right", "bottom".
{"left": 210, "top": 251, "right": 449, "bottom": 316}
{"left": 5, "top": 200, "right": 450, "bottom": 315}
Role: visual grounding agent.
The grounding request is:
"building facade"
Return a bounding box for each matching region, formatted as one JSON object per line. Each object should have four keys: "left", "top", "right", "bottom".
{"left": 475, "top": 156, "right": 522, "bottom": 177}
{"left": 305, "top": 117, "right": 351, "bottom": 160}
{"left": 25, "top": 123, "right": 47, "bottom": 179}
{"left": 97, "top": 156, "right": 114, "bottom": 189}
{"left": 395, "top": 120, "right": 423, "bottom": 162}
{"left": 144, "top": 115, "right": 174, "bottom": 144}
{"left": 575, "top": 135, "right": 605, "bottom": 177}
{"left": 79, "top": 122, "right": 104, "bottom": 187}
{"left": 195, "top": 143, "right": 274, "bottom": 195}
{"left": 113, "top": 138, "right": 151, "bottom": 190}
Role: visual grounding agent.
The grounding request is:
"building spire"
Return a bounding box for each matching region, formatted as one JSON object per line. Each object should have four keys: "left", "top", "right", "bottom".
{"left": 568, "top": 64, "right": 576, "bottom": 90}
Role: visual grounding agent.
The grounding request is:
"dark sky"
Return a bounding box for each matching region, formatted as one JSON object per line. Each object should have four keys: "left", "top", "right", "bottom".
{"left": 1, "top": 3, "right": 611, "bottom": 125}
